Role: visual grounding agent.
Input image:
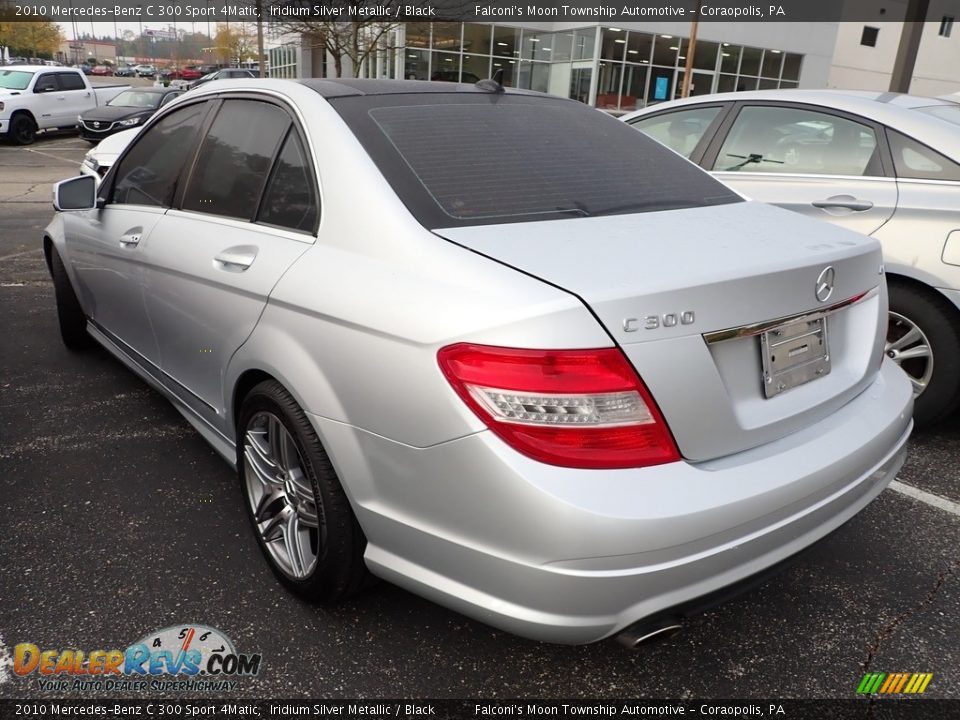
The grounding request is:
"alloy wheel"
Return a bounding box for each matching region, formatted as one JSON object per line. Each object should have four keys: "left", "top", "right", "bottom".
{"left": 886, "top": 311, "right": 933, "bottom": 396}
{"left": 243, "top": 411, "right": 325, "bottom": 579}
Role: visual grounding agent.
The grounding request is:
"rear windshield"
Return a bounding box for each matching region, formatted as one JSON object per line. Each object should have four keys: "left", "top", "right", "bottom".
{"left": 331, "top": 94, "right": 741, "bottom": 228}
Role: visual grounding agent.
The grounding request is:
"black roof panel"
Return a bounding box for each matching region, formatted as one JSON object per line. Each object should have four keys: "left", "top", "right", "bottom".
{"left": 297, "top": 77, "right": 552, "bottom": 99}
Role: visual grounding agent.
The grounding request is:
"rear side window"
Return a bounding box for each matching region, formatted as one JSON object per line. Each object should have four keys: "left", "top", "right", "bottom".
{"left": 183, "top": 100, "right": 290, "bottom": 220}
{"left": 112, "top": 102, "right": 209, "bottom": 208}
{"left": 628, "top": 106, "right": 723, "bottom": 158}
{"left": 257, "top": 130, "right": 319, "bottom": 233}
{"left": 886, "top": 129, "right": 960, "bottom": 181}
{"left": 333, "top": 95, "right": 740, "bottom": 228}
{"left": 57, "top": 72, "right": 85, "bottom": 91}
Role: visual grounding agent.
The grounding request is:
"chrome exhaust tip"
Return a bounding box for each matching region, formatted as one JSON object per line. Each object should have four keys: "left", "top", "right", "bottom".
{"left": 615, "top": 618, "right": 684, "bottom": 650}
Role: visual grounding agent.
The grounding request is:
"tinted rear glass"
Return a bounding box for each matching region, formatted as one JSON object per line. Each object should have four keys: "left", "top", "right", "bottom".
{"left": 331, "top": 94, "right": 740, "bottom": 228}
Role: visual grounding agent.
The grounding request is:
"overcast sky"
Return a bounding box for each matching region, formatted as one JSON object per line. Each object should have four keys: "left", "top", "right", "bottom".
{"left": 57, "top": 20, "right": 218, "bottom": 40}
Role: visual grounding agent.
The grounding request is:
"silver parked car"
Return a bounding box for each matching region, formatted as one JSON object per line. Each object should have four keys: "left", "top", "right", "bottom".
{"left": 622, "top": 89, "right": 960, "bottom": 427}
{"left": 45, "top": 79, "right": 912, "bottom": 646}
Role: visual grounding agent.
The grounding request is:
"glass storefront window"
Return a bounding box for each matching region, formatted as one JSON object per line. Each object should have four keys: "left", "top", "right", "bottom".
{"left": 596, "top": 61, "right": 624, "bottom": 109}
{"left": 716, "top": 73, "right": 737, "bottom": 93}
{"left": 621, "top": 64, "right": 649, "bottom": 111}
{"left": 430, "top": 51, "right": 460, "bottom": 82}
{"left": 432, "top": 22, "right": 462, "bottom": 52}
{"left": 516, "top": 61, "right": 549, "bottom": 93}
{"left": 782, "top": 53, "right": 802, "bottom": 81}
{"left": 550, "top": 30, "right": 574, "bottom": 62}
{"left": 740, "top": 46, "right": 762, "bottom": 76}
{"left": 521, "top": 32, "right": 551, "bottom": 62}
{"left": 691, "top": 40, "right": 720, "bottom": 71}
{"left": 493, "top": 26, "right": 520, "bottom": 57}
{"left": 570, "top": 66, "right": 592, "bottom": 103}
{"left": 462, "top": 24, "right": 492, "bottom": 55}
{"left": 759, "top": 78, "right": 778, "bottom": 90}
{"left": 626, "top": 32, "right": 653, "bottom": 63}
{"left": 720, "top": 44, "right": 740, "bottom": 73}
{"left": 761, "top": 50, "right": 783, "bottom": 78}
{"left": 405, "top": 24, "right": 430, "bottom": 49}
{"left": 600, "top": 28, "right": 627, "bottom": 61}
{"left": 738, "top": 76, "right": 759, "bottom": 91}
{"left": 461, "top": 54, "right": 490, "bottom": 83}
{"left": 491, "top": 58, "right": 516, "bottom": 86}
{"left": 648, "top": 67, "right": 674, "bottom": 103}
{"left": 573, "top": 28, "right": 596, "bottom": 61}
{"left": 653, "top": 34, "right": 678, "bottom": 66}
{"left": 404, "top": 49, "right": 430, "bottom": 80}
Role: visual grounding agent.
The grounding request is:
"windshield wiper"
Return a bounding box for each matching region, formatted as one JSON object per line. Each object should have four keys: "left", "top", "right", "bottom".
{"left": 724, "top": 153, "right": 785, "bottom": 171}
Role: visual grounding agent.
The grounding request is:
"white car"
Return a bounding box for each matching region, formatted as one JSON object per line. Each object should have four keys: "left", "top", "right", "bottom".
{"left": 79, "top": 127, "right": 140, "bottom": 180}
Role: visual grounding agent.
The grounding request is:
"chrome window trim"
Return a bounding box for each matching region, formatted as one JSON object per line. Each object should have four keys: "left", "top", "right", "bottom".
{"left": 703, "top": 286, "right": 879, "bottom": 344}
{"left": 713, "top": 171, "right": 895, "bottom": 183}
{"left": 164, "top": 208, "right": 317, "bottom": 245}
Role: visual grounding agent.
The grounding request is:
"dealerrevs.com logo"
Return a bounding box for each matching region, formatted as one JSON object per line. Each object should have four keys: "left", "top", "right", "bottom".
{"left": 13, "top": 624, "right": 262, "bottom": 693}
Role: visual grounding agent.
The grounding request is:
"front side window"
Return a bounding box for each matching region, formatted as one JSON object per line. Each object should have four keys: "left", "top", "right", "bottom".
{"left": 111, "top": 102, "right": 209, "bottom": 208}
{"left": 628, "top": 106, "right": 724, "bottom": 158}
{"left": 257, "top": 130, "right": 319, "bottom": 233}
{"left": 712, "top": 105, "right": 881, "bottom": 177}
{"left": 182, "top": 100, "right": 290, "bottom": 220}
{"left": 887, "top": 129, "right": 960, "bottom": 181}
{"left": 34, "top": 74, "right": 58, "bottom": 92}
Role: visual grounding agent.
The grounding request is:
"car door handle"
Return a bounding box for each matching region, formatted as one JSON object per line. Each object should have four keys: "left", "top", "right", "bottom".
{"left": 119, "top": 233, "right": 141, "bottom": 246}
{"left": 214, "top": 246, "right": 257, "bottom": 272}
{"left": 811, "top": 196, "right": 874, "bottom": 212}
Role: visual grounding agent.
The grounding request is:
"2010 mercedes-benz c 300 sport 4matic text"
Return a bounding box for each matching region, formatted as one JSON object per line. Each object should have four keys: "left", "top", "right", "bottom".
{"left": 45, "top": 78, "right": 913, "bottom": 645}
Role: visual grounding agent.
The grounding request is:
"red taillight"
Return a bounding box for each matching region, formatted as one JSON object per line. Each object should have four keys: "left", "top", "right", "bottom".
{"left": 437, "top": 343, "right": 680, "bottom": 469}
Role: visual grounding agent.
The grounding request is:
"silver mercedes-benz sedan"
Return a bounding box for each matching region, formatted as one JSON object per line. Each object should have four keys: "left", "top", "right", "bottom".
{"left": 45, "top": 79, "right": 913, "bottom": 645}
{"left": 622, "top": 89, "right": 960, "bottom": 428}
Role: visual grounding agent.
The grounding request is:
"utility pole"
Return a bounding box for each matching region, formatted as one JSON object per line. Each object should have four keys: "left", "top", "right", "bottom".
{"left": 889, "top": 0, "right": 930, "bottom": 93}
{"left": 256, "top": 0, "right": 265, "bottom": 77}
{"left": 680, "top": 1, "right": 702, "bottom": 98}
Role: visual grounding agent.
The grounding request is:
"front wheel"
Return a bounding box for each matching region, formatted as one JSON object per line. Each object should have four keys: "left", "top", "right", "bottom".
{"left": 237, "top": 380, "right": 369, "bottom": 602}
{"left": 9, "top": 114, "right": 37, "bottom": 146}
{"left": 887, "top": 283, "right": 960, "bottom": 427}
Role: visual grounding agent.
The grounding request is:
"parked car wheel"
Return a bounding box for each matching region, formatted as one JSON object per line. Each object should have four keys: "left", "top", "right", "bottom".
{"left": 49, "top": 248, "right": 92, "bottom": 350}
{"left": 887, "top": 282, "right": 960, "bottom": 427}
{"left": 238, "top": 380, "right": 369, "bottom": 602}
{"left": 9, "top": 113, "right": 37, "bottom": 145}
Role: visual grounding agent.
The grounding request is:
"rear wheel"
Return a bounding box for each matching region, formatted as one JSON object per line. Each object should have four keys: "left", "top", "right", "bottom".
{"left": 887, "top": 282, "right": 960, "bottom": 427}
{"left": 49, "top": 248, "right": 92, "bottom": 350}
{"left": 237, "top": 380, "right": 369, "bottom": 602}
{"left": 9, "top": 114, "right": 37, "bottom": 146}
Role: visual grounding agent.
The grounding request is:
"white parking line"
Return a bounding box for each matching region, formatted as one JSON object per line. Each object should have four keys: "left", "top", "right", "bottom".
{"left": 0, "top": 249, "right": 37, "bottom": 262}
{"left": 25, "top": 147, "right": 81, "bottom": 163}
{"left": 889, "top": 480, "right": 960, "bottom": 517}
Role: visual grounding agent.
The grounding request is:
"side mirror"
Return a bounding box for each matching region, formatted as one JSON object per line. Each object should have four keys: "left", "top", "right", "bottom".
{"left": 53, "top": 175, "right": 97, "bottom": 211}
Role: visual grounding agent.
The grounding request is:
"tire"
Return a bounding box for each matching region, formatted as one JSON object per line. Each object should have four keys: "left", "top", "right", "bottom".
{"left": 49, "top": 248, "right": 92, "bottom": 350}
{"left": 237, "top": 380, "right": 369, "bottom": 602}
{"left": 887, "top": 282, "right": 960, "bottom": 428}
{"left": 9, "top": 113, "right": 37, "bottom": 146}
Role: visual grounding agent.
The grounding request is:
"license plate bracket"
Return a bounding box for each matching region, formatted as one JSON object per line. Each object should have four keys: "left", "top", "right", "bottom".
{"left": 760, "top": 315, "right": 830, "bottom": 398}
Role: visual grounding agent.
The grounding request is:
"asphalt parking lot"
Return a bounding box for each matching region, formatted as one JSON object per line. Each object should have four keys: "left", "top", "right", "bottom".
{"left": 0, "top": 133, "right": 958, "bottom": 701}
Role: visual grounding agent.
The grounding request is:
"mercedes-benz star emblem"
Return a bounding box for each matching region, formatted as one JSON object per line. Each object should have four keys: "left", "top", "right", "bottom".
{"left": 816, "top": 266, "right": 835, "bottom": 303}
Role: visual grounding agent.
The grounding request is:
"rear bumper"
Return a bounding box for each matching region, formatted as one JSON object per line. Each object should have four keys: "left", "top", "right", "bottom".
{"left": 313, "top": 361, "right": 913, "bottom": 644}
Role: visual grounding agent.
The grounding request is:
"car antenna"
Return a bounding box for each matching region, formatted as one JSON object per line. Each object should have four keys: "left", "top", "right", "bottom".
{"left": 475, "top": 69, "right": 505, "bottom": 93}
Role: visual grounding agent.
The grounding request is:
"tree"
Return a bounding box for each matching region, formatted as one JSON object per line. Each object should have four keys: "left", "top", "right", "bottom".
{"left": 271, "top": 20, "right": 404, "bottom": 78}
{"left": 0, "top": 20, "right": 62, "bottom": 59}
{"left": 213, "top": 22, "right": 257, "bottom": 65}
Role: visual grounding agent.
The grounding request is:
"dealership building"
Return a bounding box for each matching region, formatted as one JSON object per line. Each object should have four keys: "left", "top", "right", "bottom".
{"left": 268, "top": 21, "right": 834, "bottom": 111}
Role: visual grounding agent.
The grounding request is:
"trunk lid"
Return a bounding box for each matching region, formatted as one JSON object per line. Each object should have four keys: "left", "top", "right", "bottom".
{"left": 435, "top": 201, "right": 886, "bottom": 461}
